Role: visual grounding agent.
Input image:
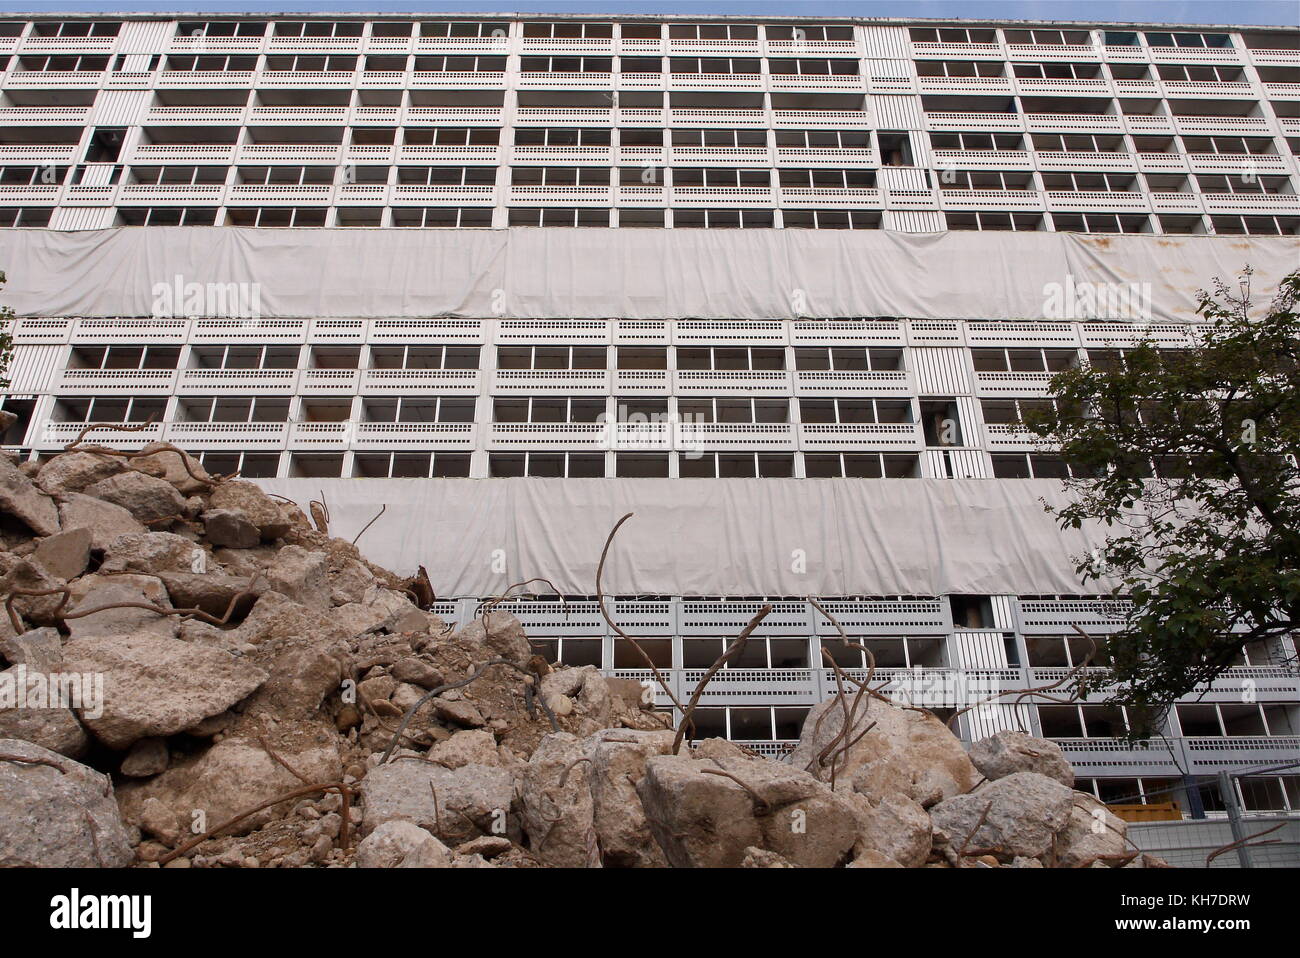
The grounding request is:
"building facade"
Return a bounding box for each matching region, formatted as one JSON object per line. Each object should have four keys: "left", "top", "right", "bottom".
{"left": 1, "top": 13, "right": 1299, "bottom": 818}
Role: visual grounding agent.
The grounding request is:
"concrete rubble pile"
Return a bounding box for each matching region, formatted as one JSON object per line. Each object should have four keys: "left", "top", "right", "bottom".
{"left": 0, "top": 441, "right": 1169, "bottom": 869}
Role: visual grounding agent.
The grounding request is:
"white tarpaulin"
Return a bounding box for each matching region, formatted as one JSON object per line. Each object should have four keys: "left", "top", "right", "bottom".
{"left": 0, "top": 227, "right": 1294, "bottom": 321}
{"left": 255, "top": 477, "right": 1113, "bottom": 597}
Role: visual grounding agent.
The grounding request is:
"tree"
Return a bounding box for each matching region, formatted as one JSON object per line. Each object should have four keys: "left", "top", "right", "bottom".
{"left": 1024, "top": 267, "right": 1300, "bottom": 735}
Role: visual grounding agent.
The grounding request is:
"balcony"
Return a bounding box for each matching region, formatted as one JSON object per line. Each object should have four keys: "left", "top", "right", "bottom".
{"left": 1005, "top": 43, "right": 1100, "bottom": 61}
{"left": 973, "top": 370, "right": 1060, "bottom": 395}
{"left": 1025, "top": 113, "right": 1124, "bottom": 133}
{"left": 772, "top": 109, "right": 872, "bottom": 128}
{"left": 1113, "top": 78, "right": 1159, "bottom": 95}
{"left": 768, "top": 73, "right": 865, "bottom": 92}
{"left": 175, "top": 368, "right": 298, "bottom": 394}
{"left": 611, "top": 369, "right": 671, "bottom": 395}
{"left": 1015, "top": 78, "right": 1111, "bottom": 96}
{"left": 616, "top": 145, "right": 666, "bottom": 166}
{"left": 673, "top": 370, "right": 791, "bottom": 394}
{"left": 931, "top": 149, "right": 1033, "bottom": 170}
{"left": 774, "top": 147, "right": 875, "bottom": 167}
{"left": 778, "top": 187, "right": 882, "bottom": 207}
{"left": 1123, "top": 114, "right": 1174, "bottom": 134}
{"left": 939, "top": 189, "right": 1043, "bottom": 210}
{"left": 917, "top": 76, "right": 1014, "bottom": 94}
{"left": 1035, "top": 150, "right": 1136, "bottom": 171}
{"left": 983, "top": 423, "right": 1045, "bottom": 449}
{"left": 157, "top": 70, "right": 256, "bottom": 87}
{"left": 616, "top": 72, "right": 665, "bottom": 90}
{"left": 1150, "top": 192, "right": 1204, "bottom": 213}
{"left": 227, "top": 184, "right": 333, "bottom": 205}
{"left": 403, "top": 106, "right": 502, "bottom": 125}
{"left": 20, "top": 35, "right": 118, "bottom": 55}
{"left": 1044, "top": 190, "right": 1150, "bottom": 212}
{"left": 1186, "top": 153, "right": 1292, "bottom": 175}
{"left": 145, "top": 105, "right": 245, "bottom": 125}
{"left": 885, "top": 187, "right": 939, "bottom": 208}
{"left": 71, "top": 318, "right": 188, "bottom": 343}
{"left": 607, "top": 421, "right": 673, "bottom": 451}
{"left": 391, "top": 184, "right": 495, "bottom": 205}
{"left": 791, "top": 320, "right": 905, "bottom": 345}
{"left": 519, "top": 37, "right": 613, "bottom": 55}
{"left": 1181, "top": 736, "right": 1300, "bottom": 772}
{"left": 41, "top": 421, "right": 163, "bottom": 449}
{"left": 246, "top": 105, "right": 348, "bottom": 124}
{"left": 673, "top": 320, "right": 787, "bottom": 344}
{"left": 369, "top": 318, "right": 484, "bottom": 341}
{"left": 0, "top": 106, "right": 91, "bottom": 124}
{"left": 966, "top": 320, "right": 1079, "bottom": 346}
{"left": 298, "top": 368, "right": 360, "bottom": 394}
{"left": 766, "top": 39, "right": 860, "bottom": 56}
{"left": 798, "top": 422, "right": 924, "bottom": 449}
{"left": 518, "top": 71, "right": 612, "bottom": 89}
{"left": 410, "top": 71, "right": 506, "bottom": 89}
{"left": 1052, "top": 738, "right": 1187, "bottom": 776}
{"left": 508, "top": 185, "right": 612, "bottom": 205}
{"left": 236, "top": 144, "right": 342, "bottom": 163}
{"left": 515, "top": 107, "right": 613, "bottom": 126}
{"left": 6, "top": 70, "right": 104, "bottom": 88}
{"left": 668, "top": 107, "right": 765, "bottom": 126}
{"left": 910, "top": 42, "right": 1005, "bottom": 60}
{"left": 1148, "top": 45, "right": 1241, "bottom": 63}
{"left": 672, "top": 186, "right": 774, "bottom": 205}
{"left": 1201, "top": 192, "right": 1300, "bottom": 213}
{"left": 163, "top": 421, "right": 289, "bottom": 449}
{"left": 669, "top": 146, "right": 771, "bottom": 165}
{"left": 0, "top": 145, "right": 78, "bottom": 163}
{"left": 191, "top": 319, "right": 306, "bottom": 343}
{"left": 398, "top": 144, "right": 499, "bottom": 163}
{"left": 615, "top": 184, "right": 666, "bottom": 205}
{"left": 1136, "top": 152, "right": 1189, "bottom": 172}
{"left": 168, "top": 34, "right": 265, "bottom": 54}
{"left": 1263, "top": 82, "right": 1300, "bottom": 99}
{"left": 489, "top": 369, "right": 610, "bottom": 394}
{"left": 674, "top": 422, "right": 796, "bottom": 450}
{"left": 414, "top": 36, "right": 509, "bottom": 55}
{"left": 1248, "top": 47, "right": 1300, "bottom": 67}
{"left": 681, "top": 668, "right": 818, "bottom": 705}
{"left": 359, "top": 369, "right": 480, "bottom": 394}
{"left": 128, "top": 144, "right": 236, "bottom": 163}
{"left": 486, "top": 422, "right": 608, "bottom": 448}
{"left": 924, "top": 111, "right": 1025, "bottom": 131}
{"left": 1173, "top": 115, "right": 1271, "bottom": 135}
{"left": 510, "top": 145, "right": 612, "bottom": 165}
{"left": 55, "top": 368, "right": 177, "bottom": 394}
{"left": 0, "top": 184, "right": 61, "bottom": 204}
{"left": 1161, "top": 80, "right": 1253, "bottom": 97}
{"left": 118, "top": 184, "right": 225, "bottom": 204}
{"left": 259, "top": 70, "right": 356, "bottom": 88}
{"left": 10, "top": 319, "right": 73, "bottom": 344}
{"left": 666, "top": 72, "right": 764, "bottom": 91}
{"left": 352, "top": 422, "right": 477, "bottom": 450}
{"left": 666, "top": 38, "right": 760, "bottom": 56}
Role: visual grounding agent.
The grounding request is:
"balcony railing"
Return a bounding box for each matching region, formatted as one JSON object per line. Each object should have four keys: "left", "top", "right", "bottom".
{"left": 973, "top": 370, "right": 1060, "bottom": 395}
{"left": 673, "top": 370, "right": 791, "bottom": 394}
{"left": 55, "top": 368, "right": 177, "bottom": 393}
{"left": 359, "top": 368, "right": 480, "bottom": 394}
{"left": 798, "top": 422, "right": 923, "bottom": 449}
{"left": 490, "top": 369, "right": 610, "bottom": 393}
{"left": 674, "top": 422, "right": 796, "bottom": 449}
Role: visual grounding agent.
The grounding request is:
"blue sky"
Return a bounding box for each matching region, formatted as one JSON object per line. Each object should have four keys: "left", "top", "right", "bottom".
{"left": 0, "top": 1, "right": 1294, "bottom": 29}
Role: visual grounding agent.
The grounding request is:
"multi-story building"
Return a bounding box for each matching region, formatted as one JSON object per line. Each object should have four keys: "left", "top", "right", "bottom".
{"left": 1, "top": 13, "right": 1298, "bottom": 822}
